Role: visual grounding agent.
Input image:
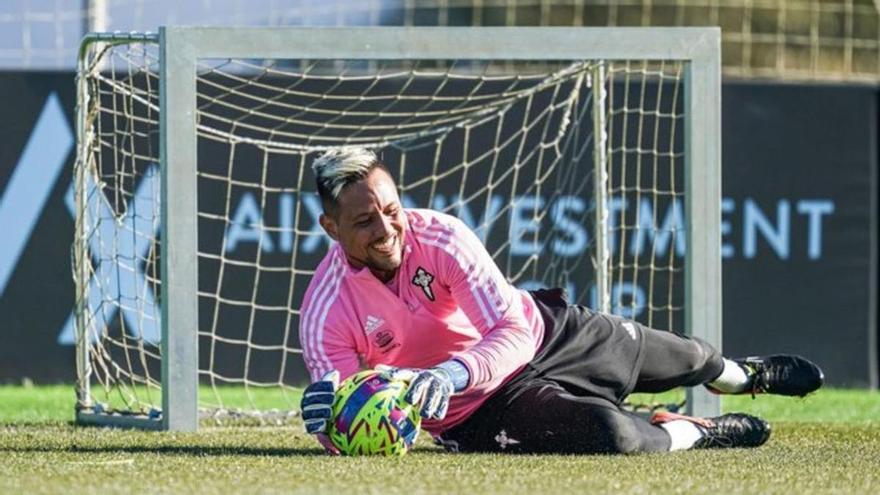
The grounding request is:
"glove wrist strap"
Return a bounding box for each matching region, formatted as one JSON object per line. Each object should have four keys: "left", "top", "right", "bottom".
{"left": 435, "top": 359, "right": 470, "bottom": 392}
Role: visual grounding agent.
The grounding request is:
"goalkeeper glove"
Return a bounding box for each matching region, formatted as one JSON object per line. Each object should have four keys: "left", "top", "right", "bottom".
{"left": 378, "top": 361, "right": 468, "bottom": 420}
{"left": 300, "top": 370, "right": 342, "bottom": 454}
{"left": 301, "top": 369, "right": 339, "bottom": 434}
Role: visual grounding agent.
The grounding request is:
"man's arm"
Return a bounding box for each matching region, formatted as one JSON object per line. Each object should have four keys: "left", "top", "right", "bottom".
{"left": 412, "top": 215, "right": 543, "bottom": 390}
{"left": 298, "top": 266, "right": 361, "bottom": 450}
{"left": 298, "top": 252, "right": 361, "bottom": 382}
{"left": 301, "top": 322, "right": 360, "bottom": 383}
{"left": 298, "top": 317, "right": 362, "bottom": 453}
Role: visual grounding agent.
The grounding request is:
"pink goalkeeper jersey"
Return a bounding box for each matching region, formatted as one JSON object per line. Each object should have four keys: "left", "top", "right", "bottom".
{"left": 299, "top": 208, "right": 545, "bottom": 435}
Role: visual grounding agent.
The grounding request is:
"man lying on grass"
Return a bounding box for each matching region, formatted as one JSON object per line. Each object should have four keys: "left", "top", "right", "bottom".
{"left": 299, "top": 147, "right": 823, "bottom": 455}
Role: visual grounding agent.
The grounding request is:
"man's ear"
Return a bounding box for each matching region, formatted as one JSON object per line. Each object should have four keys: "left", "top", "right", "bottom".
{"left": 319, "top": 213, "right": 339, "bottom": 241}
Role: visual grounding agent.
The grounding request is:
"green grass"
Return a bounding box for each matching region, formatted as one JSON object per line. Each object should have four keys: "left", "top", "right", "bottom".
{"left": 2, "top": 386, "right": 879, "bottom": 494}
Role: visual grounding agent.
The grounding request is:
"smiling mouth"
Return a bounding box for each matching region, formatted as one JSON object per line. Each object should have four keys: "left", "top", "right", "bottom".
{"left": 371, "top": 235, "right": 398, "bottom": 256}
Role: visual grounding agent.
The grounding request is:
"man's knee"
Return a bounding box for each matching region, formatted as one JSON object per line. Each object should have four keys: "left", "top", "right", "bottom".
{"left": 687, "top": 337, "right": 724, "bottom": 383}
{"left": 588, "top": 408, "right": 643, "bottom": 454}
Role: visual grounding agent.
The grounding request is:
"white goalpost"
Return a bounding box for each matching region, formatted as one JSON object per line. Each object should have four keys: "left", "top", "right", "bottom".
{"left": 73, "top": 27, "right": 721, "bottom": 431}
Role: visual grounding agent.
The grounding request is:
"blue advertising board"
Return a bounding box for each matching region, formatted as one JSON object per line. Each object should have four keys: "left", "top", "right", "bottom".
{"left": 0, "top": 74, "right": 875, "bottom": 387}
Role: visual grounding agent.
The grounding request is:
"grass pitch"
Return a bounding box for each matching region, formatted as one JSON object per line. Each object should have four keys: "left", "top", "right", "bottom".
{"left": 1, "top": 386, "right": 878, "bottom": 494}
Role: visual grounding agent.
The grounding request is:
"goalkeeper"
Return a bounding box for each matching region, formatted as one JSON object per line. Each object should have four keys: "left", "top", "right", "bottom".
{"left": 299, "top": 147, "right": 823, "bottom": 454}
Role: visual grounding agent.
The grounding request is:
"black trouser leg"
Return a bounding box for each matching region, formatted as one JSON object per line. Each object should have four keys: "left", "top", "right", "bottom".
{"left": 631, "top": 328, "right": 724, "bottom": 393}
{"left": 443, "top": 380, "right": 672, "bottom": 454}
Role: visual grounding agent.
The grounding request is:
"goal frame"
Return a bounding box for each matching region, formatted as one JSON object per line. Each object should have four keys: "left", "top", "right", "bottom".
{"left": 75, "top": 26, "right": 722, "bottom": 431}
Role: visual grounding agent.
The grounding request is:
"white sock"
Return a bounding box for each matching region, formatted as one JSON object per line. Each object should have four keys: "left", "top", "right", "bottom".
{"left": 707, "top": 358, "right": 752, "bottom": 393}
{"left": 660, "top": 420, "right": 704, "bottom": 451}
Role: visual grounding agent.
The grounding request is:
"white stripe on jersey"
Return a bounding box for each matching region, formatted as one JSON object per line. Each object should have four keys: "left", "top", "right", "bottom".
{"left": 420, "top": 222, "right": 506, "bottom": 320}
{"left": 313, "top": 262, "right": 346, "bottom": 376}
{"left": 412, "top": 223, "right": 501, "bottom": 328}
{"left": 312, "top": 252, "right": 345, "bottom": 376}
{"left": 301, "top": 250, "right": 344, "bottom": 378}
{"left": 415, "top": 223, "right": 502, "bottom": 322}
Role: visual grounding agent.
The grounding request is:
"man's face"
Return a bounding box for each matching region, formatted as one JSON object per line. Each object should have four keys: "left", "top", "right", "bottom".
{"left": 319, "top": 168, "right": 406, "bottom": 282}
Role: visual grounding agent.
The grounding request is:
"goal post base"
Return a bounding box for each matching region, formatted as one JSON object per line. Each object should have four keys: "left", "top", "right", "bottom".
{"left": 75, "top": 409, "right": 165, "bottom": 430}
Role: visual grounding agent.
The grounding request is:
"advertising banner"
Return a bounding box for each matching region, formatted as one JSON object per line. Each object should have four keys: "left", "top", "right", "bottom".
{"left": 0, "top": 74, "right": 875, "bottom": 387}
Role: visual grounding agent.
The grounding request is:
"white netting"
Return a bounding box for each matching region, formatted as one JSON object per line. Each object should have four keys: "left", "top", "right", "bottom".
{"left": 75, "top": 38, "right": 684, "bottom": 423}
{"left": 607, "top": 61, "right": 685, "bottom": 330}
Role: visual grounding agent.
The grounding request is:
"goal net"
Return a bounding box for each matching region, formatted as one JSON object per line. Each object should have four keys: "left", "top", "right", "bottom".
{"left": 74, "top": 28, "right": 719, "bottom": 428}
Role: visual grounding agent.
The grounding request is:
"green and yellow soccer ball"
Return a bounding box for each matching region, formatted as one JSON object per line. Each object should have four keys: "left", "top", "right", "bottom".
{"left": 327, "top": 369, "right": 422, "bottom": 456}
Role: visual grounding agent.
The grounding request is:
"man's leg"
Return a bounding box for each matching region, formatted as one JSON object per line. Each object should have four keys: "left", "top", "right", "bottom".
{"left": 589, "top": 326, "right": 773, "bottom": 451}
{"left": 631, "top": 325, "right": 824, "bottom": 397}
{"left": 442, "top": 380, "right": 672, "bottom": 454}
{"left": 530, "top": 289, "right": 752, "bottom": 399}
{"left": 631, "top": 327, "right": 725, "bottom": 393}
{"left": 440, "top": 379, "right": 770, "bottom": 454}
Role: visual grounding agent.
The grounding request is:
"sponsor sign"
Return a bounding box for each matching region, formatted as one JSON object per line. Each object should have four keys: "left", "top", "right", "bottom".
{"left": 0, "top": 74, "right": 875, "bottom": 386}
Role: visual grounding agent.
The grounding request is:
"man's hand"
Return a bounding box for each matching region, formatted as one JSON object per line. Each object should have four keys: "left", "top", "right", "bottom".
{"left": 301, "top": 370, "right": 340, "bottom": 455}
{"left": 377, "top": 365, "right": 454, "bottom": 420}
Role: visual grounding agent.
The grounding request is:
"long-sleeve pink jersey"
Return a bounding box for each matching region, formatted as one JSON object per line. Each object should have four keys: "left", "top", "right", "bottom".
{"left": 299, "top": 208, "right": 545, "bottom": 435}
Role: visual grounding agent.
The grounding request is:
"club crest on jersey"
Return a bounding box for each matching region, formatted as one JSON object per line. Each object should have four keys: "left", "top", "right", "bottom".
{"left": 412, "top": 266, "right": 435, "bottom": 301}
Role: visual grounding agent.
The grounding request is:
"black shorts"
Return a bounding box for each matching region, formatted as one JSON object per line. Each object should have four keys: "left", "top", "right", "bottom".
{"left": 522, "top": 287, "right": 649, "bottom": 404}
{"left": 438, "top": 289, "right": 724, "bottom": 454}
{"left": 438, "top": 288, "right": 655, "bottom": 452}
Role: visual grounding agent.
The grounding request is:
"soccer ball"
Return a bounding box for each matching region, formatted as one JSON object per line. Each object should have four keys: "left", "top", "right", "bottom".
{"left": 327, "top": 369, "right": 422, "bottom": 456}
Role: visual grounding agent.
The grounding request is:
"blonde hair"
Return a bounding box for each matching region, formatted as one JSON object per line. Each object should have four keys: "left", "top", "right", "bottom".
{"left": 311, "top": 147, "right": 388, "bottom": 213}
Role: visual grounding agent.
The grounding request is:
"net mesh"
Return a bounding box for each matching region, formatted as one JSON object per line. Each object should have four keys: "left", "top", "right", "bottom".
{"left": 75, "top": 38, "right": 685, "bottom": 423}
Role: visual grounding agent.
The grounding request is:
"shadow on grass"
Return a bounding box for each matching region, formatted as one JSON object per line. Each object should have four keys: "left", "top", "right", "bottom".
{"left": 0, "top": 421, "right": 328, "bottom": 457}
{"left": 0, "top": 421, "right": 71, "bottom": 427}
{"left": 0, "top": 444, "right": 327, "bottom": 457}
